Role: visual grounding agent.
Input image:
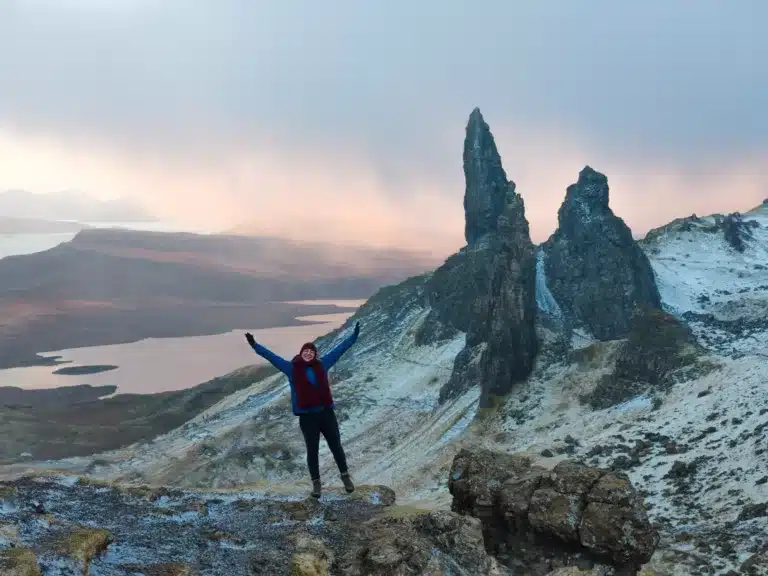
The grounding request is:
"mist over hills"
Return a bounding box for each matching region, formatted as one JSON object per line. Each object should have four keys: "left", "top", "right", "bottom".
{"left": 0, "top": 216, "right": 87, "bottom": 234}
{"left": 0, "top": 189, "right": 154, "bottom": 222}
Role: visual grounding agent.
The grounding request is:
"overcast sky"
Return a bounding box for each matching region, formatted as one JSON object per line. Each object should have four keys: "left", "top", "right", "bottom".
{"left": 0, "top": 0, "right": 765, "bottom": 252}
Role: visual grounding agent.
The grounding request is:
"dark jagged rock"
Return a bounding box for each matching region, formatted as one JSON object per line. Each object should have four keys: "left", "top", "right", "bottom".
{"left": 416, "top": 109, "right": 537, "bottom": 405}
{"left": 613, "top": 308, "right": 700, "bottom": 386}
{"left": 463, "top": 107, "right": 513, "bottom": 246}
{"left": 448, "top": 448, "right": 659, "bottom": 575}
{"left": 720, "top": 212, "right": 758, "bottom": 252}
{"left": 543, "top": 166, "right": 661, "bottom": 340}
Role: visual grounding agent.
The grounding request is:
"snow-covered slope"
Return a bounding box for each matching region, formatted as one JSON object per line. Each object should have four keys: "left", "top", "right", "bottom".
{"left": 643, "top": 207, "right": 768, "bottom": 361}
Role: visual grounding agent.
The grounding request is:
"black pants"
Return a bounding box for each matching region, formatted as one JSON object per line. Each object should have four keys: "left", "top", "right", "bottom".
{"left": 298, "top": 408, "right": 348, "bottom": 481}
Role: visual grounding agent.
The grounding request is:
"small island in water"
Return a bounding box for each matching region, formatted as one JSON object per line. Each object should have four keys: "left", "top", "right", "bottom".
{"left": 52, "top": 364, "right": 119, "bottom": 376}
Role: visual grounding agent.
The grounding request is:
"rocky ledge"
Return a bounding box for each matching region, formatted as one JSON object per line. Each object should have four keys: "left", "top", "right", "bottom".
{"left": 0, "top": 449, "right": 657, "bottom": 575}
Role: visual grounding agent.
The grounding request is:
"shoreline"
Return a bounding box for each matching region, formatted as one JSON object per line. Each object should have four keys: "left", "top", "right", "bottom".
{"left": 52, "top": 364, "right": 118, "bottom": 376}
{"left": 0, "top": 302, "right": 355, "bottom": 371}
{"left": 0, "top": 305, "right": 359, "bottom": 395}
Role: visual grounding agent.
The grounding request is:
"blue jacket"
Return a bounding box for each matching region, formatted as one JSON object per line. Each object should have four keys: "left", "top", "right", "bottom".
{"left": 248, "top": 330, "right": 358, "bottom": 415}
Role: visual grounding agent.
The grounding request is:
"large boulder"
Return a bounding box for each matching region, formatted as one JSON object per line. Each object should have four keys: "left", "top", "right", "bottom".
{"left": 448, "top": 449, "right": 659, "bottom": 575}
{"left": 543, "top": 166, "right": 661, "bottom": 341}
{"left": 417, "top": 108, "right": 537, "bottom": 405}
{"left": 344, "top": 509, "right": 504, "bottom": 575}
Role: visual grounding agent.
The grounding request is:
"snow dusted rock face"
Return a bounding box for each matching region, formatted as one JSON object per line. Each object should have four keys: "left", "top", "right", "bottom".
{"left": 543, "top": 166, "right": 661, "bottom": 341}
{"left": 448, "top": 449, "right": 658, "bottom": 575}
{"left": 0, "top": 473, "right": 503, "bottom": 576}
{"left": 581, "top": 307, "right": 715, "bottom": 410}
{"left": 418, "top": 108, "right": 537, "bottom": 405}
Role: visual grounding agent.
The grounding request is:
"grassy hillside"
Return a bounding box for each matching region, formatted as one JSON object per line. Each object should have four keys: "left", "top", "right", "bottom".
{"left": 0, "top": 365, "right": 276, "bottom": 464}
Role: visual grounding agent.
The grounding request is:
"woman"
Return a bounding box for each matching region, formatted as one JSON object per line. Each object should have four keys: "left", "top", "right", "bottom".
{"left": 244, "top": 321, "right": 360, "bottom": 498}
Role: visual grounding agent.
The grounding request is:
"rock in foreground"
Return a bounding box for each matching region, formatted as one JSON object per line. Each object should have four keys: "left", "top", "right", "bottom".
{"left": 0, "top": 475, "right": 503, "bottom": 575}
{"left": 448, "top": 448, "right": 659, "bottom": 575}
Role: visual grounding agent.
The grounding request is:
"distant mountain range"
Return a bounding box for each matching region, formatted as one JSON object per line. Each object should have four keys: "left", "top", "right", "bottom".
{"left": 0, "top": 189, "right": 154, "bottom": 223}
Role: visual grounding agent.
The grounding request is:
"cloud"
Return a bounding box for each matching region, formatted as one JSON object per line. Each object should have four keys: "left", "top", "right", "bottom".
{"left": 0, "top": 0, "right": 766, "bottom": 252}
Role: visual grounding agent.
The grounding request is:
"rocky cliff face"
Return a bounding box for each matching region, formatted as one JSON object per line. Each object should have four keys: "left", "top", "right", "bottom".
{"left": 417, "top": 108, "right": 537, "bottom": 405}
{"left": 543, "top": 166, "right": 661, "bottom": 340}
{"left": 463, "top": 108, "right": 514, "bottom": 246}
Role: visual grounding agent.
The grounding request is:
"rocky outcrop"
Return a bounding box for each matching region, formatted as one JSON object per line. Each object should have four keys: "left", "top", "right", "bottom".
{"left": 448, "top": 448, "right": 659, "bottom": 575}
{"left": 543, "top": 166, "right": 661, "bottom": 340}
{"left": 720, "top": 212, "right": 758, "bottom": 252}
{"left": 347, "top": 509, "right": 503, "bottom": 575}
{"left": 0, "top": 475, "right": 502, "bottom": 576}
{"left": 642, "top": 211, "right": 760, "bottom": 253}
{"left": 582, "top": 307, "right": 711, "bottom": 409}
{"left": 417, "top": 108, "right": 537, "bottom": 405}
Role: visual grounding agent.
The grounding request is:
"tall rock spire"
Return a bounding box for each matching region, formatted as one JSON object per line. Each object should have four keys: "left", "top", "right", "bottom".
{"left": 416, "top": 108, "right": 537, "bottom": 406}
{"left": 463, "top": 108, "right": 512, "bottom": 245}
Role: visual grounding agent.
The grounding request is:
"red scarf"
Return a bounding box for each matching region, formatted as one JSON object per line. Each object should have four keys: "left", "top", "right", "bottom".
{"left": 291, "top": 356, "right": 334, "bottom": 412}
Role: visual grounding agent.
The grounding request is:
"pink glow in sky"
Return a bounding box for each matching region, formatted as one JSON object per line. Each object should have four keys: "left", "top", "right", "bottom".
{"left": 1, "top": 1, "right": 766, "bottom": 255}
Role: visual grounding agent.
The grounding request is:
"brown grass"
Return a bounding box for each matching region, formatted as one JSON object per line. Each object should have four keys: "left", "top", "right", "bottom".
{"left": 0, "top": 365, "right": 276, "bottom": 464}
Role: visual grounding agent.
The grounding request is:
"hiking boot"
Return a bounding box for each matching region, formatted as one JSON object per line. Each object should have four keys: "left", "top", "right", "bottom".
{"left": 341, "top": 472, "right": 355, "bottom": 493}
{"left": 311, "top": 479, "right": 322, "bottom": 499}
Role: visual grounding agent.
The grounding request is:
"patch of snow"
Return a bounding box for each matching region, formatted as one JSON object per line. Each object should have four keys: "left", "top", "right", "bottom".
{"left": 535, "top": 249, "right": 562, "bottom": 317}
{"left": 613, "top": 395, "right": 652, "bottom": 413}
{"left": 570, "top": 328, "right": 597, "bottom": 350}
{"left": 436, "top": 397, "right": 479, "bottom": 446}
{"left": 101, "top": 542, "right": 155, "bottom": 566}
{"left": 163, "top": 511, "right": 201, "bottom": 524}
